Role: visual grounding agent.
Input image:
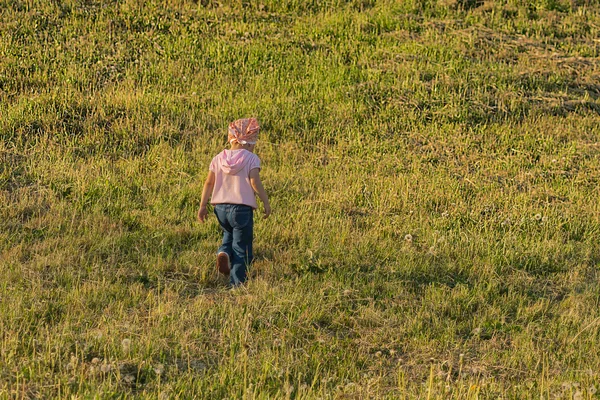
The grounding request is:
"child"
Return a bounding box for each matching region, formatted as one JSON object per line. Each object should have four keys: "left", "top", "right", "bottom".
{"left": 198, "top": 118, "right": 271, "bottom": 287}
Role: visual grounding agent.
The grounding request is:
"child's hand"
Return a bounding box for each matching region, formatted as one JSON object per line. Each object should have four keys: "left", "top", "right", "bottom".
{"left": 198, "top": 206, "right": 209, "bottom": 223}
{"left": 263, "top": 203, "right": 271, "bottom": 219}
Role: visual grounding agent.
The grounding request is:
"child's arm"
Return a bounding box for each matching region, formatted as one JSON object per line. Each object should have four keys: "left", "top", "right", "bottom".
{"left": 198, "top": 171, "right": 216, "bottom": 223}
{"left": 249, "top": 168, "right": 271, "bottom": 218}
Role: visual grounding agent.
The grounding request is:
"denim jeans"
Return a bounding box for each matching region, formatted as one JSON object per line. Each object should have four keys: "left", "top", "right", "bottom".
{"left": 213, "top": 204, "right": 254, "bottom": 286}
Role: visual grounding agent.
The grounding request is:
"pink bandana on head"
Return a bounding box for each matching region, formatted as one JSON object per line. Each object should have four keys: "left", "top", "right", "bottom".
{"left": 228, "top": 118, "right": 260, "bottom": 145}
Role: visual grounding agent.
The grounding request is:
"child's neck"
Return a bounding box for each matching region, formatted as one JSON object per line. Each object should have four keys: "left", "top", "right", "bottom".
{"left": 230, "top": 143, "right": 254, "bottom": 152}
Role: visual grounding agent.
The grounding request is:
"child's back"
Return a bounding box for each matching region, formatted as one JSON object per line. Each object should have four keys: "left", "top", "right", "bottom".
{"left": 209, "top": 148, "right": 260, "bottom": 209}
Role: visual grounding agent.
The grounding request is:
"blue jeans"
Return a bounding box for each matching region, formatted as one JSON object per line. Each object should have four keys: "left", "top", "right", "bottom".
{"left": 213, "top": 204, "right": 254, "bottom": 286}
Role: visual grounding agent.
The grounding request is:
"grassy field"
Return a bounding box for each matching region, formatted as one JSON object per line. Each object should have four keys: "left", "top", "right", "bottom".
{"left": 1, "top": 0, "right": 600, "bottom": 398}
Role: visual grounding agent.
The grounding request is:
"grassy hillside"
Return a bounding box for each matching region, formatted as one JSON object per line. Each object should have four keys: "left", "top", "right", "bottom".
{"left": 1, "top": 0, "right": 600, "bottom": 398}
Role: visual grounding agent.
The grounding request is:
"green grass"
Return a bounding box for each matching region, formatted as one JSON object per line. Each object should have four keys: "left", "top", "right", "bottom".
{"left": 1, "top": 0, "right": 600, "bottom": 398}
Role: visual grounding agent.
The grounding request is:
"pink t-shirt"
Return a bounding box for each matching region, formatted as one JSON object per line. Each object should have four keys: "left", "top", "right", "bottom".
{"left": 209, "top": 149, "right": 261, "bottom": 209}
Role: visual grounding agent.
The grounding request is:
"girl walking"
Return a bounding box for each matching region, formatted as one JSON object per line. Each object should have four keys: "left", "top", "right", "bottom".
{"left": 198, "top": 118, "right": 271, "bottom": 286}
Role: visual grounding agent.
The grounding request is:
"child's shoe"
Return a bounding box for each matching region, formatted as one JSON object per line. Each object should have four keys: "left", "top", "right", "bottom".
{"left": 217, "top": 252, "right": 231, "bottom": 275}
